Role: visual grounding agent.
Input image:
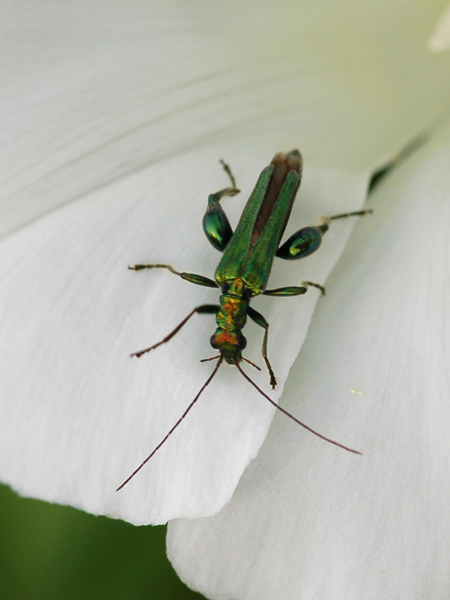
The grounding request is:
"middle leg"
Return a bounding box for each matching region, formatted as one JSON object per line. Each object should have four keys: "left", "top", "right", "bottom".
{"left": 128, "top": 263, "right": 218, "bottom": 289}
{"left": 247, "top": 306, "right": 277, "bottom": 389}
{"left": 263, "top": 281, "right": 325, "bottom": 297}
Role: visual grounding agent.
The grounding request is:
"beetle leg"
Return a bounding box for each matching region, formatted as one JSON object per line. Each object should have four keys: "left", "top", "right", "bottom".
{"left": 302, "top": 280, "right": 326, "bottom": 295}
{"left": 203, "top": 188, "right": 239, "bottom": 252}
{"left": 247, "top": 306, "right": 277, "bottom": 389}
{"left": 128, "top": 263, "right": 218, "bottom": 289}
{"left": 329, "top": 209, "right": 373, "bottom": 221}
{"left": 131, "top": 304, "right": 219, "bottom": 358}
{"left": 219, "top": 159, "right": 238, "bottom": 188}
{"left": 276, "top": 210, "right": 372, "bottom": 261}
{"left": 264, "top": 281, "right": 325, "bottom": 297}
{"left": 202, "top": 159, "right": 242, "bottom": 252}
{"left": 263, "top": 285, "right": 308, "bottom": 297}
{"left": 276, "top": 226, "right": 323, "bottom": 260}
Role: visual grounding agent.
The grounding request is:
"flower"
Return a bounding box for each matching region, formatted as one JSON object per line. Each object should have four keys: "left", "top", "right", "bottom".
{"left": 1, "top": 0, "right": 450, "bottom": 598}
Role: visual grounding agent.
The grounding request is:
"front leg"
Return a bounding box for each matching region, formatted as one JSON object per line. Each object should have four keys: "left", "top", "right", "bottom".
{"left": 247, "top": 306, "right": 277, "bottom": 390}
{"left": 128, "top": 263, "right": 218, "bottom": 289}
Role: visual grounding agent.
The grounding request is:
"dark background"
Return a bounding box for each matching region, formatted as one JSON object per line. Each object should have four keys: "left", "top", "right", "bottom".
{"left": 0, "top": 484, "right": 205, "bottom": 600}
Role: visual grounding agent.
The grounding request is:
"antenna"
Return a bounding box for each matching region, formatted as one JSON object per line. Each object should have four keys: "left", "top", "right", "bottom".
{"left": 236, "top": 363, "right": 361, "bottom": 455}
{"left": 117, "top": 356, "right": 223, "bottom": 491}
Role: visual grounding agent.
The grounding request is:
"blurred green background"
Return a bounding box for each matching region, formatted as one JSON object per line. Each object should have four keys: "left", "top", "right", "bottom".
{"left": 0, "top": 484, "right": 205, "bottom": 600}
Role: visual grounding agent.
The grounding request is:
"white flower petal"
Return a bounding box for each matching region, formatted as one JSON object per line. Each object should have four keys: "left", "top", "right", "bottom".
{"left": 2, "top": 0, "right": 449, "bottom": 235}
{"left": 2, "top": 0, "right": 450, "bottom": 526}
{"left": 429, "top": 3, "right": 450, "bottom": 51}
{"left": 167, "top": 121, "right": 450, "bottom": 597}
{"left": 0, "top": 144, "right": 367, "bottom": 524}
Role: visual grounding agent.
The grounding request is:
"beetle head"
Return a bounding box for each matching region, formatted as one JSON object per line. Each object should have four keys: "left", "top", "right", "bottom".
{"left": 210, "top": 328, "right": 247, "bottom": 365}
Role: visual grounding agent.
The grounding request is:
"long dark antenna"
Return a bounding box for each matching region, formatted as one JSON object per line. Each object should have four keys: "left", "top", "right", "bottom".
{"left": 236, "top": 364, "right": 362, "bottom": 455}
{"left": 116, "top": 356, "right": 223, "bottom": 491}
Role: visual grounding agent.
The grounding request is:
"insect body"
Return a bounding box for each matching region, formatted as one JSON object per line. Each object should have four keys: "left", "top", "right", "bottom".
{"left": 117, "top": 150, "right": 370, "bottom": 490}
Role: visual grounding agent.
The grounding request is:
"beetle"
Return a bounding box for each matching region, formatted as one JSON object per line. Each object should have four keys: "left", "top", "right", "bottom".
{"left": 117, "top": 150, "right": 370, "bottom": 490}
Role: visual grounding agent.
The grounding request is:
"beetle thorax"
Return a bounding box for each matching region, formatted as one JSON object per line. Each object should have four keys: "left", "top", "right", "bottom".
{"left": 210, "top": 278, "right": 249, "bottom": 364}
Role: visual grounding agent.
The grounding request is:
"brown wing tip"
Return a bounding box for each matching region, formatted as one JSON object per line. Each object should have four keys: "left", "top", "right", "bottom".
{"left": 271, "top": 149, "right": 302, "bottom": 175}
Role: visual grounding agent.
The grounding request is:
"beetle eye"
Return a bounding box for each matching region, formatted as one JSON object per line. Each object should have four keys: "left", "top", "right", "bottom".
{"left": 238, "top": 335, "right": 247, "bottom": 350}
{"left": 210, "top": 335, "right": 218, "bottom": 349}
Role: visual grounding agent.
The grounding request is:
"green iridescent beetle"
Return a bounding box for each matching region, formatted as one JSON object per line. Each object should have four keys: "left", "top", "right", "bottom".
{"left": 117, "top": 150, "right": 370, "bottom": 490}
